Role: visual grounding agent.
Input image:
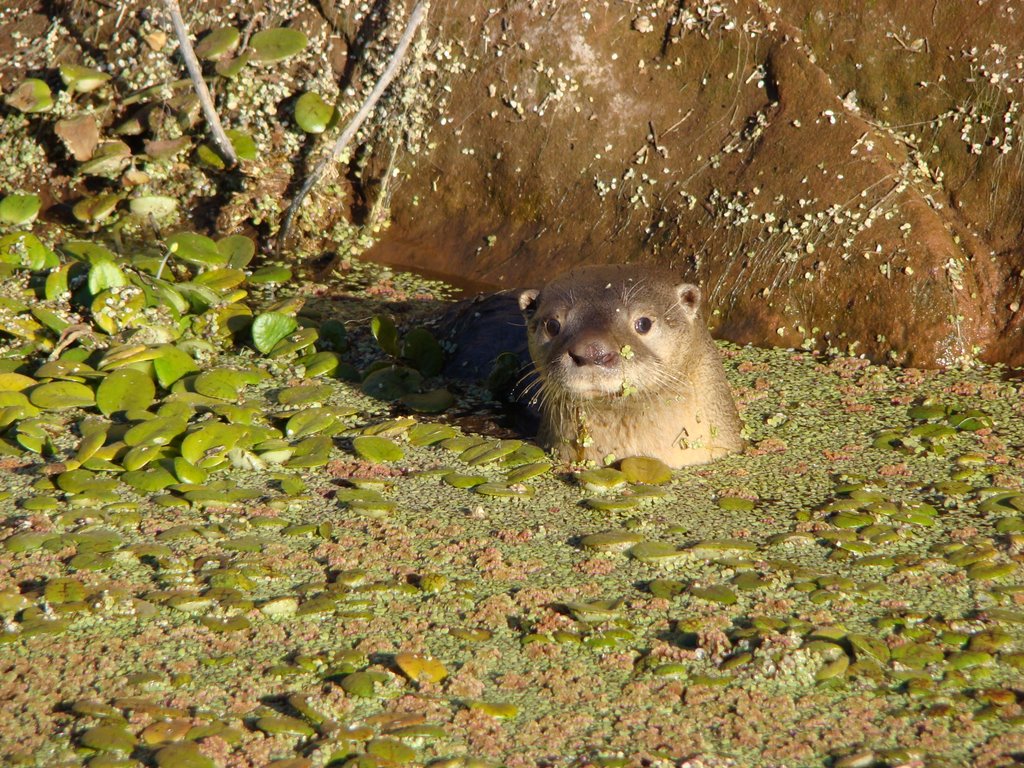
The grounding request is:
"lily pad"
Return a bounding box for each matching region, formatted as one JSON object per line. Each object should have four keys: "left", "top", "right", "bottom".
{"left": 401, "top": 388, "right": 455, "bottom": 413}
{"left": 96, "top": 368, "right": 156, "bottom": 416}
{"left": 401, "top": 327, "right": 444, "bottom": 376}
{"left": 129, "top": 195, "right": 179, "bottom": 219}
{"left": 59, "top": 63, "right": 112, "bottom": 94}
{"left": 167, "top": 232, "right": 226, "bottom": 267}
{"left": 371, "top": 315, "right": 400, "bottom": 357}
{"left": 5, "top": 78, "right": 53, "bottom": 112}
{"left": 78, "top": 141, "right": 131, "bottom": 177}
{"left": 250, "top": 27, "right": 308, "bottom": 62}
{"left": 226, "top": 129, "right": 257, "bottom": 161}
{"left": 394, "top": 650, "right": 449, "bottom": 683}
{"left": 72, "top": 193, "right": 122, "bottom": 224}
{"left": 0, "top": 232, "right": 58, "bottom": 270}
{"left": 352, "top": 435, "right": 404, "bottom": 463}
{"left": 180, "top": 423, "right": 248, "bottom": 468}
{"left": 362, "top": 366, "right": 422, "bottom": 401}
{"left": 87, "top": 258, "right": 129, "bottom": 294}
{"left": 0, "top": 194, "right": 41, "bottom": 226}
{"left": 252, "top": 312, "right": 299, "bottom": 354}
{"left": 217, "top": 234, "right": 255, "bottom": 268}
{"left": 294, "top": 91, "right": 337, "bottom": 133}
{"left": 153, "top": 345, "right": 200, "bottom": 388}
{"left": 29, "top": 381, "right": 95, "bottom": 410}
{"left": 194, "top": 27, "right": 240, "bottom": 60}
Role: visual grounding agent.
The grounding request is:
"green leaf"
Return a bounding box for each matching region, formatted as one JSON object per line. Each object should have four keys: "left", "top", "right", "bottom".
{"left": 167, "top": 232, "right": 227, "bottom": 267}
{"left": 248, "top": 265, "right": 292, "bottom": 284}
{"left": 29, "top": 381, "right": 95, "bottom": 411}
{"left": 78, "top": 141, "right": 131, "bottom": 177}
{"left": 72, "top": 193, "right": 122, "bottom": 224}
{"left": 129, "top": 195, "right": 178, "bottom": 219}
{"left": 59, "top": 64, "right": 111, "bottom": 94}
{"left": 0, "top": 194, "right": 41, "bottom": 226}
{"left": 214, "top": 50, "right": 253, "bottom": 79}
{"left": 5, "top": 78, "right": 53, "bottom": 113}
{"left": 401, "top": 327, "right": 444, "bottom": 376}
{"left": 217, "top": 234, "right": 255, "bottom": 268}
{"left": 152, "top": 344, "right": 200, "bottom": 388}
{"left": 95, "top": 368, "right": 156, "bottom": 416}
{"left": 195, "top": 142, "right": 226, "bottom": 170}
{"left": 226, "top": 129, "right": 257, "bottom": 161}
{"left": 252, "top": 312, "right": 298, "bottom": 354}
{"left": 250, "top": 27, "right": 308, "bottom": 63}
{"left": 370, "top": 315, "right": 400, "bottom": 357}
{"left": 88, "top": 259, "right": 129, "bottom": 294}
{"left": 194, "top": 27, "right": 240, "bottom": 60}
{"left": 0, "top": 233, "right": 58, "bottom": 270}
{"left": 61, "top": 240, "right": 117, "bottom": 264}
{"left": 294, "top": 91, "right": 337, "bottom": 134}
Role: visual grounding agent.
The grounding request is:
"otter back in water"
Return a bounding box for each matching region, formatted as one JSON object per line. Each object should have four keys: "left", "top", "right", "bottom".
{"left": 518, "top": 265, "right": 743, "bottom": 467}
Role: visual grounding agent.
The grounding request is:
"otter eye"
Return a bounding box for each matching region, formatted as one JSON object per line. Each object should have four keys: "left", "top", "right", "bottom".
{"left": 544, "top": 318, "right": 561, "bottom": 337}
{"left": 634, "top": 317, "right": 653, "bottom": 334}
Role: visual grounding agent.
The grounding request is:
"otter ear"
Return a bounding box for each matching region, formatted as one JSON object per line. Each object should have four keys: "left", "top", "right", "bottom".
{"left": 676, "top": 283, "right": 702, "bottom": 320}
{"left": 518, "top": 289, "right": 540, "bottom": 316}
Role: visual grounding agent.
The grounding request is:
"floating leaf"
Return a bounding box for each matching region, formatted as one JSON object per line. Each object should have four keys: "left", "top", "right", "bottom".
{"left": 0, "top": 232, "right": 58, "bottom": 270}
{"left": 0, "top": 194, "right": 41, "bottom": 226}
{"left": 401, "top": 388, "right": 455, "bottom": 413}
{"left": 248, "top": 265, "right": 292, "bottom": 284}
{"left": 61, "top": 240, "right": 117, "bottom": 264}
{"left": 250, "top": 27, "right": 308, "bottom": 62}
{"left": 619, "top": 456, "right": 672, "bottom": 485}
{"left": 78, "top": 141, "right": 131, "bottom": 177}
{"left": 167, "top": 232, "right": 226, "bottom": 267}
{"left": 154, "top": 742, "right": 215, "bottom": 768}
{"left": 180, "top": 423, "right": 248, "bottom": 468}
{"left": 124, "top": 415, "right": 187, "bottom": 447}
{"left": 214, "top": 50, "right": 253, "bottom": 78}
{"left": 217, "top": 234, "right": 255, "bottom": 268}
{"left": 361, "top": 366, "right": 422, "bottom": 401}
{"left": 370, "top": 315, "right": 400, "bottom": 357}
{"left": 129, "top": 195, "right": 178, "bottom": 219}
{"left": 194, "top": 27, "right": 240, "bottom": 60}
{"left": 96, "top": 368, "right": 156, "bottom": 416}
{"left": 29, "top": 381, "right": 95, "bottom": 411}
{"left": 5, "top": 78, "right": 53, "bottom": 113}
{"left": 266, "top": 326, "right": 314, "bottom": 358}
{"left": 0, "top": 373, "right": 36, "bottom": 392}
{"left": 59, "top": 64, "right": 111, "bottom": 94}
{"left": 395, "top": 651, "right": 448, "bottom": 683}
{"left": 227, "top": 129, "right": 257, "bottom": 161}
{"left": 401, "top": 327, "right": 444, "bottom": 376}
{"left": 352, "top": 435, "right": 404, "bottom": 463}
{"left": 294, "top": 91, "right": 337, "bottom": 133}
{"left": 79, "top": 723, "right": 137, "bottom": 753}
{"left": 87, "top": 258, "right": 129, "bottom": 294}
{"left": 72, "top": 193, "right": 122, "bottom": 224}
{"left": 252, "top": 312, "right": 298, "bottom": 354}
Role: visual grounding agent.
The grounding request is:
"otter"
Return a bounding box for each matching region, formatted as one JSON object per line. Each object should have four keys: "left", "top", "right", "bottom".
{"left": 517, "top": 265, "right": 743, "bottom": 467}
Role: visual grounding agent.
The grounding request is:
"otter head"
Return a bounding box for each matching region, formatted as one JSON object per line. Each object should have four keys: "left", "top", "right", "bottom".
{"left": 518, "top": 265, "right": 704, "bottom": 403}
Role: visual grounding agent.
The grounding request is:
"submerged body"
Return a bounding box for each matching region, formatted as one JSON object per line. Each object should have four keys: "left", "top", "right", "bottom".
{"left": 518, "top": 265, "right": 743, "bottom": 467}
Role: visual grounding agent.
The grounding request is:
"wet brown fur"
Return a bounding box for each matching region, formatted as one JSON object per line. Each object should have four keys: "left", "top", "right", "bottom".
{"left": 518, "top": 265, "right": 743, "bottom": 467}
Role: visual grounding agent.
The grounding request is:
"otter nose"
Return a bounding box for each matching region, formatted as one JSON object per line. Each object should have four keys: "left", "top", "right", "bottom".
{"left": 568, "top": 342, "right": 619, "bottom": 367}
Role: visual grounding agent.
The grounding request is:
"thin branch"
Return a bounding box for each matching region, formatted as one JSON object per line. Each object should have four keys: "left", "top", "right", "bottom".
{"left": 164, "top": 0, "right": 238, "bottom": 167}
{"left": 276, "top": 0, "right": 429, "bottom": 256}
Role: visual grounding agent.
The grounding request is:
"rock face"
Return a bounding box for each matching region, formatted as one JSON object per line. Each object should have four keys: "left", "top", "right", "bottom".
{"left": 368, "top": 0, "right": 1024, "bottom": 367}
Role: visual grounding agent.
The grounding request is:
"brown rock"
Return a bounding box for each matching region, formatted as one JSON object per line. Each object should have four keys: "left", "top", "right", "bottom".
{"left": 357, "top": 0, "right": 1023, "bottom": 367}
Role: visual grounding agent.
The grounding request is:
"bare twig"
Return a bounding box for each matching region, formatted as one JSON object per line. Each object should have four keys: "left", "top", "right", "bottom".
{"left": 276, "top": 0, "right": 429, "bottom": 256}
{"left": 164, "top": 0, "right": 238, "bottom": 167}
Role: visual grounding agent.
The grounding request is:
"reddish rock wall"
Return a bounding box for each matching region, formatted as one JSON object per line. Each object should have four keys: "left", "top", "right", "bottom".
{"left": 369, "top": 0, "right": 1024, "bottom": 367}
